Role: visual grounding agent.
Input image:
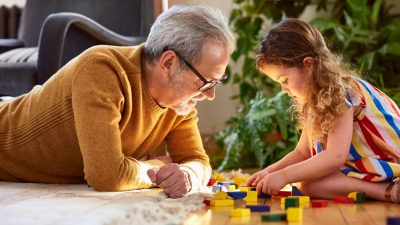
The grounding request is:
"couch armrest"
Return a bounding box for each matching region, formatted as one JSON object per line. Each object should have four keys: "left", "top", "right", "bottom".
{"left": 0, "top": 39, "right": 25, "bottom": 54}
{"left": 37, "top": 12, "right": 146, "bottom": 84}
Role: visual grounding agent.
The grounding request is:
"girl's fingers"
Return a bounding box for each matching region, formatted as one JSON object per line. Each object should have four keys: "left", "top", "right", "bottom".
{"left": 246, "top": 175, "right": 256, "bottom": 186}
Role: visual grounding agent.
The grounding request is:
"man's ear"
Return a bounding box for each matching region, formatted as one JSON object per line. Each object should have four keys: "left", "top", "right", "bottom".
{"left": 159, "top": 50, "right": 179, "bottom": 76}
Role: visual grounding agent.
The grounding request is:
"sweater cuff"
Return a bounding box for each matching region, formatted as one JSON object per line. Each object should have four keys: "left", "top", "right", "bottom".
{"left": 179, "top": 161, "right": 211, "bottom": 192}
{"left": 137, "top": 159, "right": 166, "bottom": 188}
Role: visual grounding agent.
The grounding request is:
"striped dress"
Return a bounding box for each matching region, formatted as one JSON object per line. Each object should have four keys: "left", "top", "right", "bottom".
{"left": 312, "top": 77, "right": 400, "bottom": 182}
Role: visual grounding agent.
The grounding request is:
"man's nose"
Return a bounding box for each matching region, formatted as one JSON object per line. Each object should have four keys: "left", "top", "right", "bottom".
{"left": 202, "top": 87, "right": 216, "bottom": 100}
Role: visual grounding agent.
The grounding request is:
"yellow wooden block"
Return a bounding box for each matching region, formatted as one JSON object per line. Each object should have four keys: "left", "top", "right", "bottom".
{"left": 210, "top": 199, "right": 234, "bottom": 206}
{"left": 215, "top": 191, "right": 228, "bottom": 200}
{"left": 213, "top": 172, "right": 227, "bottom": 182}
{"left": 232, "top": 177, "right": 248, "bottom": 186}
{"left": 239, "top": 187, "right": 252, "bottom": 192}
{"left": 229, "top": 185, "right": 236, "bottom": 191}
{"left": 230, "top": 208, "right": 251, "bottom": 217}
{"left": 244, "top": 191, "right": 257, "bottom": 202}
{"left": 287, "top": 207, "right": 303, "bottom": 222}
{"left": 298, "top": 196, "right": 310, "bottom": 204}
{"left": 280, "top": 197, "right": 286, "bottom": 205}
{"left": 348, "top": 192, "right": 357, "bottom": 201}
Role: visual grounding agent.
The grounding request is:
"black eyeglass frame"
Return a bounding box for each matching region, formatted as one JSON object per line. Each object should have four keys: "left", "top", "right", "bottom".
{"left": 163, "top": 47, "right": 228, "bottom": 92}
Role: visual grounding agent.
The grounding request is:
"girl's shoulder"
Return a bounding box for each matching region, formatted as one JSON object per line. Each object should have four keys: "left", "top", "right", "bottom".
{"left": 345, "top": 76, "right": 364, "bottom": 108}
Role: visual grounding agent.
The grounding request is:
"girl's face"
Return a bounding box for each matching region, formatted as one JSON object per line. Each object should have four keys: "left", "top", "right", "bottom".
{"left": 260, "top": 62, "right": 313, "bottom": 101}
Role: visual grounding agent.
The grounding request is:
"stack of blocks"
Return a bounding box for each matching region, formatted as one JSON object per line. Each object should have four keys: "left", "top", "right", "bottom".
{"left": 261, "top": 185, "right": 308, "bottom": 222}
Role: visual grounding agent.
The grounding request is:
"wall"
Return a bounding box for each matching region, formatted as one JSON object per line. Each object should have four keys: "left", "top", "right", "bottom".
{"left": 169, "top": 0, "right": 238, "bottom": 134}
{"left": 0, "top": 0, "right": 25, "bottom": 6}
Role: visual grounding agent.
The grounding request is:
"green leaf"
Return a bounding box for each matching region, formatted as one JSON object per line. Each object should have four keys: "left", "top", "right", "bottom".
{"left": 371, "top": 0, "right": 382, "bottom": 29}
{"left": 358, "top": 52, "right": 375, "bottom": 71}
{"left": 378, "top": 43, "right": 400, "bottom": 56}
{"left": 311, "top": 18, "right": 338, "bottom": 32}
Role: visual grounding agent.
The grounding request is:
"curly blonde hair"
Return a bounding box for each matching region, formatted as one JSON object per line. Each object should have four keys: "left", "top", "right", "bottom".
{"left": 256, "top": 18, "right": 357, "bottom": 144}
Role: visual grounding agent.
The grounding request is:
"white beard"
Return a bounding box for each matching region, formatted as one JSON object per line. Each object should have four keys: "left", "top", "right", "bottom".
{"left": 173, "top": 100, "right": 194, "bottom": 116}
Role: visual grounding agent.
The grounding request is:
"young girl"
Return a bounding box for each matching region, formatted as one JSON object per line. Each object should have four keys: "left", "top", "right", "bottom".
{"left": 247, "top": 18, "right": 400, "bottom": 203}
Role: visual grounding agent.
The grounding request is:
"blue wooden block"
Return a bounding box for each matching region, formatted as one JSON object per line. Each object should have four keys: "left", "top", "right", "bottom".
{"left": 227, "top": 191, "right": 247, "bottom": 199}
{"left": 292, "top": 186, "right": 304, "bottom": 196}
{"left": 387, "top": 217, "right": 400, "bottom": 225}
{"left": 258, "top": 192, "right": 271, "bottom": 198}
{"left": 246, "top": 205, "right": 270, "bottom": 212}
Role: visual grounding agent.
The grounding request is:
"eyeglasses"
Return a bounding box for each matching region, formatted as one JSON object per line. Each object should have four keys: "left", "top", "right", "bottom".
{"left": 163, "top": 47, "right": 228, "bottom": 92}
{"left": 183, "top": 60, "right": 228, "bottom": 92}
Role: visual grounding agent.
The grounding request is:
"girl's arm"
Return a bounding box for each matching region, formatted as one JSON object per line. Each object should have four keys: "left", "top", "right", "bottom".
{"left": 281, "top": 107, "right": 354, "bottom": 183}
{"left": 266, "top": 130, "right": 310, "bottom": 173}
{"left": 247, "top": 129, "right": 310, "bottom": 186}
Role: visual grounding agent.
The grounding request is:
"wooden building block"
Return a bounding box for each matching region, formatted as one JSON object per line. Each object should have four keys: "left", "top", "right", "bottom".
{"left": 287, "top": 207, "right": 303, "bottom": 222}
{"left": 227, "top": 191, "right": 247, "bottom": 199}
{"left": 244, "top": 191, "right": 258, "bottom": 202}
{"left": 285, "top": 197, "right": 299, "bottom": 209}
{"left": 258, "top": 192, "right": 271, "bottom": 198}
{"left": 246, "top": 205, "right": 270, "bottom": 212}
{"left": 211, "top": 185, "right": 222, "bottom": 193}
{"left": 292, "top": 186, "right": 304, "bottom": 196}
{"left": 387, "top": 217, "right": 400, "bottom": 225}
{"left": 215, "top": 191, "right": 228, "bottom": 200}
{"left": 311, "top": 200, "right": 328, "bottom": 208}
{"left": 239, "top": 187, "right": 252, "bottom": 192}
{"left": 348, "top": 191, "right": 365, "bottom": 203}
{"left": 334, "top": 196, "right": 354, "bottom": 203}
{"left": 230, "top": 208, "right": 251, "bottom": 217}
{"left": 232, "top": 177, "right": 248, "bottom": 187}
{"left": 276, "top": 190, "right": 292, "bottom": 197}
{"left": 207, "top": 177, "right": 216, "bottom": 186}
{"left": 210, "top": 199, "right": 234, "bottom": 206}
{"left": 262, "top": 213, "right": 286, "bottom": 222}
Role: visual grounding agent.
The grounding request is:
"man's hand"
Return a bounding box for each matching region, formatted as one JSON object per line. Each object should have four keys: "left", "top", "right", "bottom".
{"left": 147, "top": 163, "right": 190, "bottom": 198}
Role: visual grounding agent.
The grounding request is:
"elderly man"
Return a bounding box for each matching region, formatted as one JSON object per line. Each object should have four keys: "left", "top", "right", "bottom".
{"left": 0, "top": 5, "right": 234, "bottom": 198}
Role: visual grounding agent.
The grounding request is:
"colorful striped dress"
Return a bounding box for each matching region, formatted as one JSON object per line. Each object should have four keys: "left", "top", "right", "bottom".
{"left": 312, "top": 77, "right": 400, "bottom": 182}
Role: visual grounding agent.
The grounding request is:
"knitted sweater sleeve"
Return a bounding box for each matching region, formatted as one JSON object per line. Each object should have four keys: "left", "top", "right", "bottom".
{"left": 165, "top": 110, "right": 212, "bottom": 192}
{"left": 71, "top": 56, "right": 164, "bottom": 191}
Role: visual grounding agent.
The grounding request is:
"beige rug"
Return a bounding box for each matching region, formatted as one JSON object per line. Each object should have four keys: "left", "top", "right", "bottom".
{"left": 0, "top": 182, "right": 210, "bottom": 225}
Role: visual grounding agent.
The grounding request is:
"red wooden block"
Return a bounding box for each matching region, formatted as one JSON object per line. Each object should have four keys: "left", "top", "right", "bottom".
{"left": 334, "top": 196, "right": 354, "bottom": 203}
{"left": 311, "top": 199, "right": 328, "bottom": 208}
{"left": 277, "top": 190, "right": 292, "bottom": 197}
{"left": 207, "top": 177, "right": 216, "bottom": 186}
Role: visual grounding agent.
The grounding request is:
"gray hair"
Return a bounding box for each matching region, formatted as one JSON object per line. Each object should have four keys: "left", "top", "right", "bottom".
{"left": 143, "top": 5, "right": 235, "bottom": 69}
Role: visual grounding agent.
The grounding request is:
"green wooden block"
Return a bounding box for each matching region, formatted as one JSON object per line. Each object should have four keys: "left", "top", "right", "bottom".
{"left": 285, "top": 197, "right": 299, "bottom": 209}
{"left": 356, "top": 192, "right": 366, "bottom": 203}
{"left": 261, "top": 213, "right": 286, "bottom": 221}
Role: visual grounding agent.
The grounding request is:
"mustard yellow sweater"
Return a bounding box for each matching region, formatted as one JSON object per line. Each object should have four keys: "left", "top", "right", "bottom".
{"left": 0, "top": 44, "right": 211, "bottom": 191}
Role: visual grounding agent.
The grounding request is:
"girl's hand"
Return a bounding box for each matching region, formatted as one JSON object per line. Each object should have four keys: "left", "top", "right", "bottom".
{"left": 246, "top": 168, "right": 270, "bottom": 187}
{"left": 256, "top": 170, "right": 288, "bottom": 195}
